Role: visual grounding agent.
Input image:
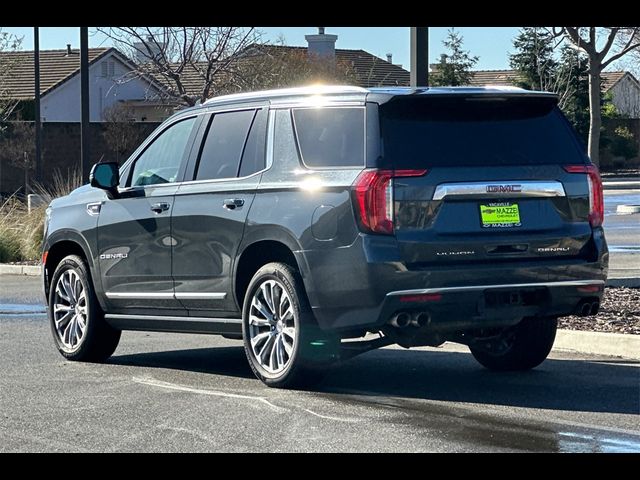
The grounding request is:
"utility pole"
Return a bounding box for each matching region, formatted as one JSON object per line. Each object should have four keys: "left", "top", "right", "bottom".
{"left": 410, "top": 27, "right": 429, "bottom": 88}
{"left": 34, "top": 27, "right": 42, "bottom": 182}
{"left": 80, "top": 27, "right": 90, "bottom": 181}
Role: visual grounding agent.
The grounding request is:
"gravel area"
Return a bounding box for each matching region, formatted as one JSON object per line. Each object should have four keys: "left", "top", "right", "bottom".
{"left": 559, "top": 287, "right": 640, "bottom": 335}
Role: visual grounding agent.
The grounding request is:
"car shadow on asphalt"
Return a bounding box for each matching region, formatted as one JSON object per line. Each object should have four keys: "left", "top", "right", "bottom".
{"left": 110, "top": 346, "right": 640, "bottom": 415}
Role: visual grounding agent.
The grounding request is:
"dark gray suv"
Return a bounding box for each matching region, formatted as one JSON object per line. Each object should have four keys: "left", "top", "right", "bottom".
{"left": 42, "top": 86, "right": 608, "bottom": 388}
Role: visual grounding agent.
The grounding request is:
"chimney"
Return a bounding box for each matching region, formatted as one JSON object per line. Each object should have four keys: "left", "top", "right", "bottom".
{"left": 305, "top": 27, "right": 337, "bottom": 61}
{"left": 134, "top": 36, "right": 165, "bottom": 64}
{"left": 66, "top": 44, "right": 72, "bottom": 55}
{"left": 386, "top": 53, "right": 393, "bottom": 63}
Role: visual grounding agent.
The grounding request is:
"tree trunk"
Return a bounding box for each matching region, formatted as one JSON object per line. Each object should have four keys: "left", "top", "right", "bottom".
{"left": 587, "top": 62, "right": 602, "bottom": 166}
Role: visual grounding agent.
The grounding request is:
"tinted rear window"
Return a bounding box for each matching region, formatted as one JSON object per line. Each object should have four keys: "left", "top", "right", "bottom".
{"left": 292, "top": 107, "right": 365, "bottom": 168}
{"left": 379, "top": 97, "right": 585, "bottom": 169}
{"left": 196, "top": 110, "right": 255, "bottom": 181}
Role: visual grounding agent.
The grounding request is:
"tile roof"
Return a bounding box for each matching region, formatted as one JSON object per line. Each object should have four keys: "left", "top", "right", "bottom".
{"left": 256, "top": 45, "right": 410, "bottom": 88}
{"left": 152, "top": 44, "right": 411, "bottom": 97}
{"left": 0, "top": 48, "right": 112, "bottom": 100}
{"left": 467, "top": 69, "right": 631, "bottom": 92}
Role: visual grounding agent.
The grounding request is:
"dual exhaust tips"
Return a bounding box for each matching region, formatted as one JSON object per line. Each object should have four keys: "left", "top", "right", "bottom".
{"left": 389, "top": 311, "right": 431, "bottom": 329}
{"left": 577, "top": 300, "right": 600, "bottom": 317}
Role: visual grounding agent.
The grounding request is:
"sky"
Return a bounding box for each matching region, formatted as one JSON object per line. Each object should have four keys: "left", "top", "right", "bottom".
{"left": 0, "top": 26, "right": 521, "bottom": 71}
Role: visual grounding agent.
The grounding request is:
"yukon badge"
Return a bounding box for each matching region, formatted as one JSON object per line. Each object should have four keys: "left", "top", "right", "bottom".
{"left": 486, "top": 184, "right": 522, "bottom": 193}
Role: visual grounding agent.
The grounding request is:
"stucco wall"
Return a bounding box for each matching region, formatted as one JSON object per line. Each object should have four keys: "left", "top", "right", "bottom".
{"left": 40, "top": 53, "right": 162, "bottom": 122}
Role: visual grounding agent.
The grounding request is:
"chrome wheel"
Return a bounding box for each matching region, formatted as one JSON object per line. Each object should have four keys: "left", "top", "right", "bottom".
{"left": 248, "top": 279, "right": 296, "bottom": 374}
{"left": 53, "top": 269, "right": 87, "bottom": 352}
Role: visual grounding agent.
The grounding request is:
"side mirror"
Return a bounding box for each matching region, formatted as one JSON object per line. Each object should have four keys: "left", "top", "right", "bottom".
{"left": 90, "top": 162, "right": 120, "bottom": 198}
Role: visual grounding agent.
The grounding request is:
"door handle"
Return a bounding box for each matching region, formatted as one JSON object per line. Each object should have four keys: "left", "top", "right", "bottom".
{"left": 223, "top": 198, "right": 245, "bottom": 210}
{"left": 150, "top": 202, "right": 170, "bottom": 214}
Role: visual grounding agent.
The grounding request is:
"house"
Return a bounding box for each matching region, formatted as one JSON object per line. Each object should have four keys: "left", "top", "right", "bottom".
{"left": 152, "top": 29, "right": 412, "bottom": 100}
{"left": 467, "top": 69, "right": 640, "bottom": 119}
{"left": 0, "top": 46, "right": 172, "bottom": 122}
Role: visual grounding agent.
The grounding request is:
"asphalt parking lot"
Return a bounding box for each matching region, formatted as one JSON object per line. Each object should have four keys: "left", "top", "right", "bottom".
{"left": 1, "top": 276, "right": 639, "bottom": 452}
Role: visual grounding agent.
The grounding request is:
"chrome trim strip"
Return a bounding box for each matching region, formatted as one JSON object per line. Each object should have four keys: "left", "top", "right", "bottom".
{"left": 105, "top": 314, "right": 241, "bottom": 324}
{"left": 387, "top": 280, "right": 605, "bottom": 297}
{"left": 175, "top": 292, "right": 227, "bottom": 300}
{"left": 432, "top": 181, "right": 566, "bottom": 200}
{"left": 105, "top": 292, "right": 226, "bottom": 300}
{"left": 106, "top": 292, "right": 175, "bottom": 299}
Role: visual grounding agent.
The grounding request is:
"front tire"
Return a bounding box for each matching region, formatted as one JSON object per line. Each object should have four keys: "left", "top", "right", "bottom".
{"left": 48, "top": 254, "right": 121, "bottom": 362}
{"left": 242, "top": 262, "right": 338, "bottom": 388}
{"left": 469, "top": 316, "right": 557, "bottom": 371}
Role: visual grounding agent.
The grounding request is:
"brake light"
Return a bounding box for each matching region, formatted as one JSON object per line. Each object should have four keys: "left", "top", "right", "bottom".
{"left": 352, "top": 169, "right": 428, "bottom": 234}
{"left": 563, "top": 164, "right": 604, "bottom": 227}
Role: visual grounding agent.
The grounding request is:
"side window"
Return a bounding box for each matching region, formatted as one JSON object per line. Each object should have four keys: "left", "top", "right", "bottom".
{"left": 239, "top": 108, "right": 268, "bottom": 177}
{"left": 292, "top": 107, "right": 365, "bottom": 168}
{"left": 195, "top": 110, "right": 255, "bottom": 181}
{"left": 130, "top": 117, "right": 197, "bottom": 187}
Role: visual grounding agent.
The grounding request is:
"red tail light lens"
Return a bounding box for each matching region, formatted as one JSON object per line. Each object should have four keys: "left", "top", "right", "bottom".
{"left": 563, "top": 164, "right": 604, "bottom": 227}
{"left": 352, "top": 169, "right": 428, "bottom": 234}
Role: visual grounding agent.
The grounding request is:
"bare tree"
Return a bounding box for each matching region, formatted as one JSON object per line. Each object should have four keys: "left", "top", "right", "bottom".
{"left": 553, "top": 27, "right": 640, "bottom": 166}
{"left": 0, "top": 29, "right": 21, "bottom": 124}
{"left": 96, "top": 27, "right": 259, "bottom": 107}
{"left": 101, "top": 104, "right": 146, "bottom": 163}
{"left": 224, "top": 45, "right": 357, "bottom": 93}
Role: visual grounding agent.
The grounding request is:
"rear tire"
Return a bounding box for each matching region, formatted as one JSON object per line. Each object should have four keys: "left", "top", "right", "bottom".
{"left": 469, "top": 316, "right": 557, "bottom": 371}
{"left": 242, "top": 262, "right": 339, "bottom": 388}
{"left": 48, "top": 255, "right": 121, "bottom": 362}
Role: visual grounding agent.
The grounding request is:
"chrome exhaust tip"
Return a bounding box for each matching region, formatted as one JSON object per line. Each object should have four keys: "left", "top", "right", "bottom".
{"left": 389, "top": 312, "right": 411, "bottom": 328}
{"left": 411, "top": 312, "right": 431, "bottom": 328}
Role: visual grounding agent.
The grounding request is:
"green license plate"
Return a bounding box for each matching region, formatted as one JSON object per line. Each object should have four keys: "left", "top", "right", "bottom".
{"left": 480, "top": 202, "right": 521, "bottom": 228}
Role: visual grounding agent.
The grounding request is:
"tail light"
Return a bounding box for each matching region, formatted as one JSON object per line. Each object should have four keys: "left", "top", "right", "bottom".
{"left": 352, "top": 169, "right": 428, "bottom": 234}
{"left": 563, "top": 164, "right": 604, "bottom": 227}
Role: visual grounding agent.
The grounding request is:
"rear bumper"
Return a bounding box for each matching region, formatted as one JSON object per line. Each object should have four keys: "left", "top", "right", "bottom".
{"left": 298, "top": 229, "right": 608, "bottom": 334}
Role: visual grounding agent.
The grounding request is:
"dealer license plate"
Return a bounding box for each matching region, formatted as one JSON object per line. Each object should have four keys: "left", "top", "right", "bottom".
{"left": 480, "top": 202, "right": 521, "bottom": 228}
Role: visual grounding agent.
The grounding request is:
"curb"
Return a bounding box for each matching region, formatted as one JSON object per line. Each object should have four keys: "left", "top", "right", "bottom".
{"left": 607, "top": 277, "right": 640, "bottom": 288}
{"left": 0, "top": 264, "right": 42, "bottom": 276}
{"left": 554, "top": 329, "right": 640, "bottom": 360}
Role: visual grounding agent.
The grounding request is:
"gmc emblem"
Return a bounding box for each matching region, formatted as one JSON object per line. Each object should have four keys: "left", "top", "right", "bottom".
{"left": 487, "top": 184, "right": 522, "bottom": 193}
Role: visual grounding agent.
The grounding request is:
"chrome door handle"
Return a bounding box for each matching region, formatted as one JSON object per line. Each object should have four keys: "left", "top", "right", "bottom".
{"left": 150, "top": 202, "right": 170, "bottom": 214}
{"left": 223, "top": 198, "right": 245, "bottom": 210}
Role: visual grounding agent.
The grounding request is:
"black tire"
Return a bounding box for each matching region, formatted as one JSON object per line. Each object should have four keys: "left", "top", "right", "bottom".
{"left": 241, "top": 262, "right": 339, "bottom": 388}
{"left": 469, "top": 316, "right": 557, "bottom": 371}
{"left": 48, "top": 254, "right": 121, "bottom": 362}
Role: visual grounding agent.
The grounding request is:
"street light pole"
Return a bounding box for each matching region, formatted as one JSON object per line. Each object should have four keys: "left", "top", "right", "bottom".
{"left": 34, "top": 27, "right": 42, "bottom": 182}
{"left": 410, "top": 27, "right": 429, "bottom": 88}
{"left": 80, "top": 27, "right": 90, "bottom": 181}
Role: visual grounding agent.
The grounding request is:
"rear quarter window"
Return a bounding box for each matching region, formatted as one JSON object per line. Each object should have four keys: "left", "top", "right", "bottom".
{"left": 292, "top": 107, "right": 365, "bottom": 168}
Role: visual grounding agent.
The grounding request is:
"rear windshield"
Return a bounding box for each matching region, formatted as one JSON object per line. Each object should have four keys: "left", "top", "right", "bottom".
{"left": 379, "top": 97, "right": 585, "bottom": 168}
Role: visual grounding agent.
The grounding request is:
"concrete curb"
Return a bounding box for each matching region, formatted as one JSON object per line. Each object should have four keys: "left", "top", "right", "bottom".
{"left": 607, "top": 277, "right": 640, "bottom": 287}
{"left": 555, "top": 329, "right": 640, "bottom": 360}
{"left": 0, "top": 264, "right": 41, "bottom": 276}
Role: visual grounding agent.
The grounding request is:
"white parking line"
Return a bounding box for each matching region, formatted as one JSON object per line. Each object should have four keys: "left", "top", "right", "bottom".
{"left": 132, "top": 377, "right": 286, "bottom": 413}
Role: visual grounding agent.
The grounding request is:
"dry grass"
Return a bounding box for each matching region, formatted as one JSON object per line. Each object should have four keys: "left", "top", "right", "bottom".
{"left": 0, "top": 170, "right": 82, "bottom": 263}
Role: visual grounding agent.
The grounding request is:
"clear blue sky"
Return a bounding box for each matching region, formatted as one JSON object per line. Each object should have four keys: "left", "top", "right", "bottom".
{"left": 1, "top": 26, "right": 521, "bottom": 71}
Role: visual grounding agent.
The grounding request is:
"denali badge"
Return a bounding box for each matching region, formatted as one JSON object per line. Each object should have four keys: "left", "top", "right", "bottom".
{"left": 100, "top": 253, "right": 128, "bottom": 260}
{"left": 536, "top": 247, "right": 571, "bottom": 253}
{"left": 486, "top": 184, "right": 522, "bottom": 193}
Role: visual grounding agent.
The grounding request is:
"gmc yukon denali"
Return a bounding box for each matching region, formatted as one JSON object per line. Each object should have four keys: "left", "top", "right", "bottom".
{"left": 42, "top": 86, "right": 608, "bottom": 388}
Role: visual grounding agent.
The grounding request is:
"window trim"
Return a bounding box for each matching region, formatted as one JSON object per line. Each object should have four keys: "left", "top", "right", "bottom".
{"left": 122, "top": 114, "right": 202, "bottom": 189}
{"left": 290, "top": 105, "right": 367, "bottom": 171}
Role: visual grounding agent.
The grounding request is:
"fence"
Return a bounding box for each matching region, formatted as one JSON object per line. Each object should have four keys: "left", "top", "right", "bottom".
{"left": 0, "top": 122, "right": 160, "bottom": 196}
